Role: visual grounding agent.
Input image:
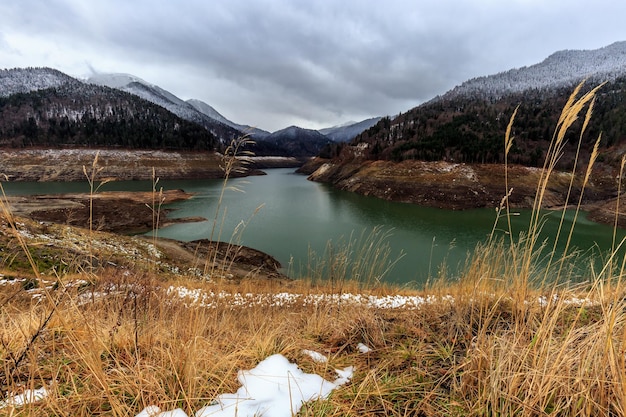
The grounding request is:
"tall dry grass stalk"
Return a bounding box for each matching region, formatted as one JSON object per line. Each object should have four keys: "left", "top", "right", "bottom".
{"left": 202, "top": 135, "right": 256, "bottom": 279}
{"left": 82, "top": 151, "right": 112, "bottom": 273}
{"left": 303, "top": 226, "right": 404, "bottom": 291}
{"left": 149, "top": 167, "right": 165, "bottom": 270}
{"left": 0, "top": 179, "right": 40, "bottom": 279}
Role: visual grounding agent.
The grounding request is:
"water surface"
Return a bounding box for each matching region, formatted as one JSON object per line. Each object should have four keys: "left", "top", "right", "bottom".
{"left": 4, "top": 168, "right": 624, "bottom": 284}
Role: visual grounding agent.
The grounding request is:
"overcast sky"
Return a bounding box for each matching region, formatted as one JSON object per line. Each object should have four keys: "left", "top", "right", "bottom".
{"left": 1, "top": 0, "right": 624, "bottom": 132}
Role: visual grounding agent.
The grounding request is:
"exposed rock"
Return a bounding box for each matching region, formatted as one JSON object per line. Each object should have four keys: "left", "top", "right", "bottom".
{"left": 295, "top": 157, "right": 329, "bottom": 175}
{"left": 0, "top": 148, "right": 262, "bottom": 182}
{"left": 308, "top": 159, "right": 613, "bottom": 211}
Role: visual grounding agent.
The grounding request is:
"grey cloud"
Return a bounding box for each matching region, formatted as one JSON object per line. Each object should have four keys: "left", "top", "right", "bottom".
{"left": 1, "top": 0, "right": 626, "bottom": 131}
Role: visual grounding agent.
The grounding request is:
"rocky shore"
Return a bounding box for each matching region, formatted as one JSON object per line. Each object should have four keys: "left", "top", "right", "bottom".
{"left": 4, "top": 190, "right": 202, "bottom": 234}
{"left": 0, "top": 147, "right": 298, "bottom": 280}
{"left": 304, "top": 157, "right": 624, "bottom": 227}
{"left": 1, "top": 190, "right": 288, "bottom": 281}
{"left": 0, "top": 148, "right": 303, "bottom": 182}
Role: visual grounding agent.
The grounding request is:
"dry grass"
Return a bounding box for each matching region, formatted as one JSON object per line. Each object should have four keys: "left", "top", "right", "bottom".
{"left": 2, "top": 265, "right": 624, "bottom": 416}
{"left": 1, "top": 81, "right": 626, "bottom": 416}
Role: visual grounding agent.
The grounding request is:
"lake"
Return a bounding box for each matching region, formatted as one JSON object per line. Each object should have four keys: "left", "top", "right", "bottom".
{"left": 3, "top": 168, "right": 625, "bottom": 284}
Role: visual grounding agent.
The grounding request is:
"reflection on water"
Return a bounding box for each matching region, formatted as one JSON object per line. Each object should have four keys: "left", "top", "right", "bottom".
{"left": 4, "top": 168, "right": 625, "bottom": 284}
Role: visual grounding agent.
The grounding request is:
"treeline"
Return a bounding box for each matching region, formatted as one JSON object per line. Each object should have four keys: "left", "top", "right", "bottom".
{"left": 0, "top": 84, "right": 217, "bottom": 150}
{"left": 348, "top": 77, "right": 626, "bottom": 169}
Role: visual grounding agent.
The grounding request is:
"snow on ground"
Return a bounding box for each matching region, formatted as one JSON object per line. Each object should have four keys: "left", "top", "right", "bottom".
{"left": 0, "top": 353, "right": 354, "bottom": 417}
{"left": 0, "top": 387, "right": 49, "bottom": 409}
{"left": 166, "top": 285, "right": 453, "bottom": 309}
{"left": 0, "top": 274, "right": 594, "bottom": 311}
{"left": 190, "top": 354, "right": 353, "bottom": 417}
{"left": 357, "top": 343, "right": 372, "bottom": 353}
{"left": 238, "top": 156, "right": 299, "bottom": 162}
{"left": 302, "top": 349, "right": 329, "bottom": 363}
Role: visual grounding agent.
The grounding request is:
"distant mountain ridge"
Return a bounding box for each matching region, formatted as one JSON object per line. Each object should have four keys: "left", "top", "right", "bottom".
{"left": 255, "top": 126, "right": 334, "bottom": 157}
{"left": 87, "top": 72, "right": 378, "bottom": 156}
{"left": 314, "top": 40, "right": 626, "bottom": 174}
{"left": 438, "top": 41, "right": 626, "bottom": 102}
{"left": 320, "top": 117, "right": 383, "bottom": 142}
{"left": 0, "top": 68, "right": 217, "bottom": 150}
{"left": 87, "top": 73, "right": 242, "bottom": 143}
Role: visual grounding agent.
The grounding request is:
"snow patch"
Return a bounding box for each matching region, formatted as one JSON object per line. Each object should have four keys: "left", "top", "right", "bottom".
{"left": 135, "top": 354, "right": 353, "bottom": 417}
{"left": 302, "top": 349, "right": 328, "bottom": 363}
{"left": 195, "top": 354, "right": 352, "bottom": 417}
{"left": 357, "top": 343, "right": 372, "bottom": 353}
{"left": 0, "top": 387, "right": 49, "bottom": 409}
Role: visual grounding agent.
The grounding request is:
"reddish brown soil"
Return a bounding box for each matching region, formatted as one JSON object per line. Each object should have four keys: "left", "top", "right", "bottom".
{"left": 5, "top": 190, "right": 202, "bottom": 234}
{"left": 307, "top": 158, "right": 620, "bottom": 220}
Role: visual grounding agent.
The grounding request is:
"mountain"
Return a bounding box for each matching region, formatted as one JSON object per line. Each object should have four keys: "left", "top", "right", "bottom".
{"left": 438, "top": 41, "right": 626, "bottom": 102}
{"left": 319, "top": 117, "right": 383, "bottom": 142}
{"left": 0, "top": 67, "right": 79, "bottom": 97}
{"left": 186, "top": 99, "right": 270, "bottom": 139}
{"left": 87, "top": 73, "right": 243, "bottom": 143}
{"left": 88, "top": 73, "right": 386, "bottom": 154}
{"left": 0, "top": 68, "right": 216, "bottom": 150}
{"left": 255, "top": 126, "right": 334, "bottom": 157}
{"left": 343, "top": 41, "right": 626, "bottom": 168}
{"left": 307, "top": 41, "right": 626, "bottom": 211}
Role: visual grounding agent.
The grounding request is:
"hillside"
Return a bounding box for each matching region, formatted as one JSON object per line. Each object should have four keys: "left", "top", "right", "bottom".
{"left": 0, "top": 68, "right": 217, "bottom": 151}
{"left": 2, "top": 194, "right": 625, "bottom": 416}
{"left": 319, "top": 117, "right": 383, "bottom": 142}
{"left": 308, "top": 42, "right": 626, "bottom": 211}
{"left": 353, "top": 42, "right": 626, "bottom": 167}
{"left": 88, "top": 73, "right": 243, "bottom": 144}
{"left": 255, "top": 125, "right": 335, "bottom": 157}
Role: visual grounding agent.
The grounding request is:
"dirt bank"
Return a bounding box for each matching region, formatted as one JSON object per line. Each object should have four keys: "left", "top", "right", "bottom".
{"left": 1, "top": 191, "right": 288, "bottom": 281}
{"left": 307, "top": 158, "right": 619, "bottom": 215}
{"left": 4, "top": 190, "right": 202, "bottom": 234}
{"left": 0, "top": 148, "right": 270, "bottom": 182}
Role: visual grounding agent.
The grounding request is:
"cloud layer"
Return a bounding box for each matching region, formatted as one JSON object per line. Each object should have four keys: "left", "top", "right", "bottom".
{"left": 1, "top": 0, "right": 624, "bottom": 131}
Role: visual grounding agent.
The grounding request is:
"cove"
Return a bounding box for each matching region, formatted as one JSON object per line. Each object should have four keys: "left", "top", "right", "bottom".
{"left": 146, "top": 169, "right": 626, "bottom": 284}
{"left": 3, "top": 168, "right": 624, "bottom": 284}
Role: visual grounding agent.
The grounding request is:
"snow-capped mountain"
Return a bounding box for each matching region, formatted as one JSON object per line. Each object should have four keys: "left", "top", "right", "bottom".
{"left": 440, "top": 41, "right": 626, "bottom": 101}
{"left": 0, "top": 67, "right": 81, "bottom": 97}
{"left": 0, "top": 68, "right": 217, "bottom": 150}
{"left": 320, "top": 117, "right": 383, "bottom": 142}
{"left": 186, "top": 99, "right": 270, "bottom": 139}
{"left": 350, "top": 41, "right": 626, "bottom": 169}
{"left": 88, "top": 73, "right": 242, "bottom": 142}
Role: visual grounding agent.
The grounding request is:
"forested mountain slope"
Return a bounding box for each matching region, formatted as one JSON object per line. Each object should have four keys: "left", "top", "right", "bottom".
{"left": 308, "top": 42, "right": 626, "bottom": 214}
{"left": 0, "top": 68, "right": 216, "bottom": 150}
